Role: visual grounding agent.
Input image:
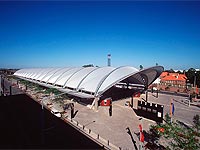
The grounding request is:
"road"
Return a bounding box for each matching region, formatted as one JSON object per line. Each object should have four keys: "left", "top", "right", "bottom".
{"left": 143, "top": 92, "right": 200, "bottom": 126}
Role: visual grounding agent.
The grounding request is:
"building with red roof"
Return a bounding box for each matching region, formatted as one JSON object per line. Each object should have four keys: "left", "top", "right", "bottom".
{"left": 158, "top": 72, "right": 187, "bottom": 93}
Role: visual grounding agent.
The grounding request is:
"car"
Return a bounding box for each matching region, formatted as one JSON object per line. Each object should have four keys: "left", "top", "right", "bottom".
{"left": 51, "top": 108, "right": 61, "bottom": 118}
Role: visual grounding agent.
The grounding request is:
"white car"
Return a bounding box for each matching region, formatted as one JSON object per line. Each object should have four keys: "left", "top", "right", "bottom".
{"left": 51, "top": 108, "right": 61, "bottom": 118}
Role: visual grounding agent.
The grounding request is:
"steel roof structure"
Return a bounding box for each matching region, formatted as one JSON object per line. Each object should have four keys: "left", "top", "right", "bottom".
{"left": 14, "top": 66, "right": 164, "bottom": 99}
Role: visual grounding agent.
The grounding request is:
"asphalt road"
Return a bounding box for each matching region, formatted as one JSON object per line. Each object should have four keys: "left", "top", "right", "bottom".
{"left": 143, "top": 92, "right": 200, "bottom": 126}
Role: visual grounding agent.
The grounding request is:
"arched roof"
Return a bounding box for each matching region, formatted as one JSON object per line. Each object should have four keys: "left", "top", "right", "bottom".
{"left": 14, "top": 66, "right": 164, "bottom": 98}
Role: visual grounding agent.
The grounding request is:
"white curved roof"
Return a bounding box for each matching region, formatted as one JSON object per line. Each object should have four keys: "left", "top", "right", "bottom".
{"left": 55, "top": 67, "right": 83, "bottom": 86}
{"left": 14, "top": 66, "right": 164, "bottom": 98}
{"left": 63, "top": 67, "right": 97, "bottom": 89}
{"left": 96, "top": 66, "right": 139, "bottom": 95}
{"left": 78, "top": 67, "right": 115, "bottom": 93}
{"left": 41, "top": 68, "right": 62, "bottom": 83}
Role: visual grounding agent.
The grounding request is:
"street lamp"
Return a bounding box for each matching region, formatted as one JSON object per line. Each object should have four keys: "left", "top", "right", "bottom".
{"left": 194, "top": 71, "right": 197, "bottom": 99}
{"left": 194, "top": 71, "right": 197, "bottom": 87}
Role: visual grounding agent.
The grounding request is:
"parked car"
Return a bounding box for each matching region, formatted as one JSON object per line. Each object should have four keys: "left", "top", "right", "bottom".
{"left": 51, "top": 108, "right": 61, "bottom": 118}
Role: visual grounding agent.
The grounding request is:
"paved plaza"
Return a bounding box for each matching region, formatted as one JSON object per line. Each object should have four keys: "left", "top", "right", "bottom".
{"left": 69, "top": 93, "right": 200, "bottom": 149}
{"left": 38, "top": 90, "right": 200, "bottom": 149}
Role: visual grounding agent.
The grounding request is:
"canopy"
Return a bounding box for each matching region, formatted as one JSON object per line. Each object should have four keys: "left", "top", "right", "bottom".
{"left": 14, "top": 66, "right": 164, "bottom": 98}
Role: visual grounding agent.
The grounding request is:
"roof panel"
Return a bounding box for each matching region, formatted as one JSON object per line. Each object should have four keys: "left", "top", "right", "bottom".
{"left": 32, "top": 69, "right": 48, "bottom": 80}
{"left": 41, "top": 68, "right": 63, "bottom": 83}
{"left": 78, "top": 67, "right": 115, "bottom": 93}
{"left": 47, "top": 68, "right": 71, "bottom": 84}
{"left": 96, "top": 66, "right": 138, "bottom": 95}
{"left": 29, "top": 69, "right": 43, "bottom": 79}
{"left": 54, "top": 67, "right": 82, "bottom": 86}
{"left": 64, "top": 67, "right": 97, "bottom": 89}
{"left": 36, "top": 68, "right": 55, "bottom": 81}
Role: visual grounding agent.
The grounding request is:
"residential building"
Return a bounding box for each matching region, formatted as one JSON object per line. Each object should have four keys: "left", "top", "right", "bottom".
{"left": 158, "top": 72, "right": 187, "bottom": 93}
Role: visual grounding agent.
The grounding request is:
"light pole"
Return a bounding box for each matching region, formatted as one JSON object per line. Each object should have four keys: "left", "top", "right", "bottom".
{"left": 194, "top": 71, "right": 197, "bottom": 99}
{"left": 194, "top": 71, "right": 197, "bottom": 87}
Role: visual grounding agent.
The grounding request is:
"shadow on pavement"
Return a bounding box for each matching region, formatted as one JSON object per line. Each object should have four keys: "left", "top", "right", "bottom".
{"left": 126, "top": 127, "right": 138, "bottom": 150}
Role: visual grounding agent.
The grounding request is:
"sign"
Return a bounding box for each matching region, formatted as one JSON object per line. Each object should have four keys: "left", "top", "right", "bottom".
{"left": 133, "top": 92, "right": 141, "bottom": 98}
{"left": 139, "top": 124, "right": 144, "bottom": 142}
{"left": 100, "top": 98, "right": 112, "bottom": 106}
{"left": 137, "top": 100, "right": 164, "bottom": 123}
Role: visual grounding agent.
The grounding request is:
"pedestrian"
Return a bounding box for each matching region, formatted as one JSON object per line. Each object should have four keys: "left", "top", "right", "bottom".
{"left": 170, "top": 98, "right": 175, "bottom": 123}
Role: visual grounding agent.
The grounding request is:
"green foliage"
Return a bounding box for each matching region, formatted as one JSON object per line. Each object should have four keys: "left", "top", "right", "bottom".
{"left": 151, "top": 114, "right": 200, "bottom": 150}
{"left": 165, "top": 113, "right": 171, "bottom": 124}
{"left": 82, "top": 64, "right": 94, "bottom": 67}
{"left": 193, "top": 114, "right": 200, "bottom": 131}
{"left": 139, "top": 65, "right": 143, "bottom": 70}
{"left": 185, "top": 68, "right": 200, "bottom": 88}
{"left": 44, "top": 88, "right": 61, "bottom": 95}
{"left": 20, "top": 80, "right": 30, "bottom": 85}
{"left": 34, "top": 85, "right": 43, "bottom": 91}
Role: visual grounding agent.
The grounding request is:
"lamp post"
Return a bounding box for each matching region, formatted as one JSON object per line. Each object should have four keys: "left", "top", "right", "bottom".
{"left": 194, "top": 71, "right": 197, "bottom": 99}
{"left": 194, "top": 71, "right": 197, "bottom": 87}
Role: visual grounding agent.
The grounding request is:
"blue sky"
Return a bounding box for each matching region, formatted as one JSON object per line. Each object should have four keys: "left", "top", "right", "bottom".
{"left": 0, "top": 1, "right": 200, "bottom": 70}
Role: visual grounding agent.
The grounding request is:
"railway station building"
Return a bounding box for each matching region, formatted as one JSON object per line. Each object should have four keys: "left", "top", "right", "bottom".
{"left": 14, "top": 66, "right": 164, "bottom": 107}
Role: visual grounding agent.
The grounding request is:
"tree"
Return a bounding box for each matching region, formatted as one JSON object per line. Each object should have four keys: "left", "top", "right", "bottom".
{"left": 176, "top": 70, "right": 182, "bottom": 74}
{"left": 156, "top": 63, "right": 158, "bottom": 66}
{"left": 150, "top": 114, "right": 200, "bottom": 150}
{"left": 139, "top": 65, "right": 143, "bottom": 70}
{"left": 185, "top": 68, "right": 200, "bottom": 88}
{"left": 169, "top": 68, "right": 175, "bottom": 73}
{"left": 82, "top": 64, "right": 94, "bottom": 67}
{"left": 193, "top": 114, "right": 200, "bottom": 131}
{"left": 45, "top": 88, "right": 61, "bottom": 95}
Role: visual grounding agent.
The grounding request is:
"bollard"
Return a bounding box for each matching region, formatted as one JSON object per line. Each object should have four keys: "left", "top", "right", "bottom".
{"left": 109, "top": 105, "right": 112, "bottom": 116}
{"left": 89, "top": 129, "right": 91, "bottom": 134}
{"left": 97, "top": 134, "right": 99, "bottom": 139}
{"left": 83, "top": 125, "right": 85, "bottom": 130}
{"left": 131, "top": 97, "right": 133, "bottom": 108}
{"left": 146, "top": 90, "right": 148, "bottom": 101}
{"left": 156, "top": 89, "right": 158, "bottom": 98}
{"left": 108, "top": 140, "right": 109, "bottom": 146}
{"left": 77, "top": 121, "right": 79, "bottom": 126}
